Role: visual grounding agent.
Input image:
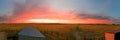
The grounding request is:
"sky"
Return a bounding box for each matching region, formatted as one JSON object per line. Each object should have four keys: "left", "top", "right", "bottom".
{"left": 0, "top": 0, "right": 120, "bottom": 24}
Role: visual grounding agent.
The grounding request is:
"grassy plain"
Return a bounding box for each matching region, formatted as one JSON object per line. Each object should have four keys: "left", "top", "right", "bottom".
{"left": 0, "top": 23, "right": 120, "bottom": 40}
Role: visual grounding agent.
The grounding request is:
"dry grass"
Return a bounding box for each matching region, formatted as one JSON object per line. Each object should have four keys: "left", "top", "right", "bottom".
{"left": 0, "top": 23, "right": 120, "bottom": 40}
{"left": 0, "top": 23, "right": 120, "bottom": 34}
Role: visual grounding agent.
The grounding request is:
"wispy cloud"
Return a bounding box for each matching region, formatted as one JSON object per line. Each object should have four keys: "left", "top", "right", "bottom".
{"left": 77, "top": 13, "right": 113, "bottom": 20}
{"left": 0, "top": 0, "right": 119, "bottom": 24}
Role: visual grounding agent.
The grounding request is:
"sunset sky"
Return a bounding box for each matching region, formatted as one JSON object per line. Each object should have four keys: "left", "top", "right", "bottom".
{"left": 0, "top": 0, "right": 120, "bottom": 24}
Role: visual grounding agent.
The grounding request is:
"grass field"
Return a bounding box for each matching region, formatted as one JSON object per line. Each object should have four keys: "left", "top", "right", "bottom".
{"left": 0, "top": 23, "right": 120, "bottom": 40}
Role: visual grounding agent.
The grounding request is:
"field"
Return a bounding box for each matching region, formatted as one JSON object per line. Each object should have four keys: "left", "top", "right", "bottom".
{"left": 0, "top": 23, "right": 120, "bottom": 40}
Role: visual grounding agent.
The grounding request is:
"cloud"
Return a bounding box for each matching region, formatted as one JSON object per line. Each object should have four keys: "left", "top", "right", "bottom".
{"left": 112, "top": 18, "right": 120, "bottom": 24}
{"left": 0, "top": 0, "right": 42, "bottom": 23}
{"left": 0, "top": 16, "right": 5, "bottom": 22}
{"left": 76, "top": 13, "right": 120, "bottom": 24}
{"left": 12, "top": 0, "right": 37, "bottom": 17}
{"left": 77, "top": 13, "right": 113, "bottom": 20}
{"left": 0, "top": 15, "right": 8, "bottom": 23}
{"left": 0, "top": 0, "right": 120, "bottom": 24}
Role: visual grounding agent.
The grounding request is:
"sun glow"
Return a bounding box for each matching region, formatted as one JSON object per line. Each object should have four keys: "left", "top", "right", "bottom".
{"left": 27, "top": 19, "right": 86, "bottom": 24}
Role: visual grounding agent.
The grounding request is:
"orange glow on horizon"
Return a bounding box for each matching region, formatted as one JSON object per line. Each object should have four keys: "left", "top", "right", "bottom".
{"left": 27, "top": 19, "right": 85, "bottom": 23}
{"left": 6, "top": 4, "right": 112, "bottom": 24}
